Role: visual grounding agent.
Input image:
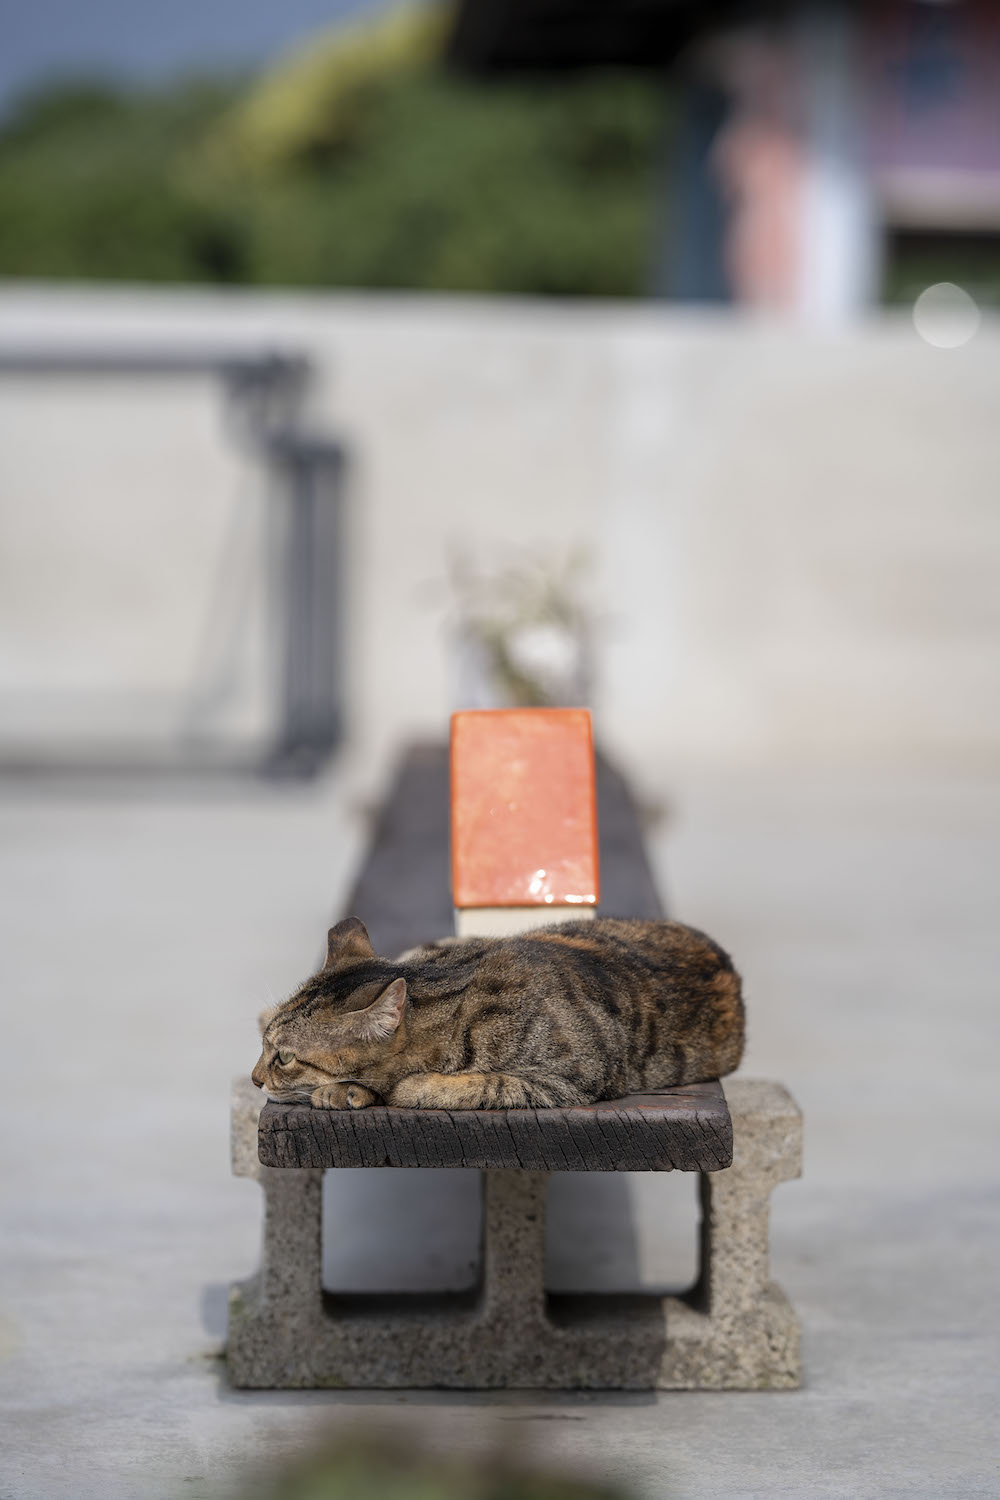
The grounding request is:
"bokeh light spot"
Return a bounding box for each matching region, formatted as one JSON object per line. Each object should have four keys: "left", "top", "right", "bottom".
{"left": 912, "top": 282, "right": 981, "bottom": 349}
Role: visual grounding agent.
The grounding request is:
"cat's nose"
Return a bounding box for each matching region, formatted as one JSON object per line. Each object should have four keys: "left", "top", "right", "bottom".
{"left": 251, "top": 1061, "right": 266, "bottom": 1088}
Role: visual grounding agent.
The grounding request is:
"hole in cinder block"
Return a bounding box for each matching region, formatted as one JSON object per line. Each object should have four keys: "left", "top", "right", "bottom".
{"left": 545, "top": 1171, "right": 700, "bottom": 1294}
{"left": 321, "top": 1169, "right": 481, "bottom": 1293}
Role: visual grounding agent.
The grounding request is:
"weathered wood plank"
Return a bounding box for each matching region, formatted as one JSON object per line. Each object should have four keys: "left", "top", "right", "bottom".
{"left": 593, "top": 756, "right": 665, "bottom": 921}
{"left": 258, "top": 1079, "right": 732, "bottom": 1172}
{"left": 342, "top": 744, "right": 453, "bottom": 959}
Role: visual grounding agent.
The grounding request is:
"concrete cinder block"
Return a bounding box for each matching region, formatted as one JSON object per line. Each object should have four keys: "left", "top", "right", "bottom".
{"left": 227, "top": 1075, "right": 802, "bottom": 1390}
{"left": 230, "top": 1075, "right": 264, "bottom": 1182}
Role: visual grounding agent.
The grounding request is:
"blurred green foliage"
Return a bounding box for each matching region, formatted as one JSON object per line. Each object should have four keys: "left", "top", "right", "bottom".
{"left": 0, "top": 3, "right": 667, "bottom": 296}
{"left": 237, "top": 1433, "right": 635, "bottom": 1500}
{"left": 0, "top": 79, "right": 246, "bottom": 282}
{"left": 881, "top": 229, "right": 1000, "bottom": 307}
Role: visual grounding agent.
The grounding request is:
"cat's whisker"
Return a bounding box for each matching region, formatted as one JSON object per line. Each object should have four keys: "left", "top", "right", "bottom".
{"left": 265, "top": 1086, "right": 315, "bottom": 1104}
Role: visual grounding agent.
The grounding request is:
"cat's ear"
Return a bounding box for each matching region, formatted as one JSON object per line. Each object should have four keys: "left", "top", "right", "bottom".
{"left": 323, "top": 916, "right": 376, "bottom": 969}
{"left": 354, "top": 977, "right": 408, "bottom": 1043}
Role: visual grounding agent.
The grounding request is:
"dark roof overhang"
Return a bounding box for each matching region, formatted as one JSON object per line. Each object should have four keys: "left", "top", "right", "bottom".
{"left": 446, "top": 0, "right": 788, "bottom": 73}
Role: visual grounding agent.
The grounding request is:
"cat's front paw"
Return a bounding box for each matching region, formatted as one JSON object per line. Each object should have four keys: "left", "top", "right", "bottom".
{"left": 310, "top": 1082, "right": 377, "bottom": 1110}
{"left": 387, "top": 1075, "right": 436, "bottom": 1108}
{"left": 311, "top": 1082, "right": 350, "bottom": 1109}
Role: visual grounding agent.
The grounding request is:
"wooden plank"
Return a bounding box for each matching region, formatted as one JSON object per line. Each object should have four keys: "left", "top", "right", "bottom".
{"left": 258, "top": 1079, "right": 732, "bottom": 1172}
{"left": 341, "top": 743, "right": 664, "bottom": 958}
{"left": 593, "top": 756, "right": 664, "bottom": 921}
{"left": 342, "top": 744, "right": 453, "bottom": 958}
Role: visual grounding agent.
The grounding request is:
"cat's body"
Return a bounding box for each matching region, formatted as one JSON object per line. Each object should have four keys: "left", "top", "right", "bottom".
{"left": 251, "top": 915, "right": 744, "bottom": 1110}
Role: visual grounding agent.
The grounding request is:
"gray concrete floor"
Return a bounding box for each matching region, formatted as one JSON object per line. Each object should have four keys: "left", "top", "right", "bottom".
{"left": 2, "top": 766, "right": 998, "bottom": 1499}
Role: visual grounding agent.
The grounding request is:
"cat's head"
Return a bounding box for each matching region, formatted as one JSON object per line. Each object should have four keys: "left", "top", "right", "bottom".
{"left": 251, "top": 917, "right": 408, "bottom": 1101}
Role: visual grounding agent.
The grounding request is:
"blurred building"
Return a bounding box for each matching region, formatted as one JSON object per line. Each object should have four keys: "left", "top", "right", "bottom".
{"left": 451, "top": 0, "right": 1000, "bottom": 319}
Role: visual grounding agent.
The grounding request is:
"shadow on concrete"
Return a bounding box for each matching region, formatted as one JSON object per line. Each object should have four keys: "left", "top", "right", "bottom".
{"left": 318, "top": 1169, "right": 647, "bottom": 1295}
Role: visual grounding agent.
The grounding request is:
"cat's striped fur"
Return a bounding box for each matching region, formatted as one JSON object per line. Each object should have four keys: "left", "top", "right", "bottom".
{"left": 251, "top": 915, "right": 744, "bottom": 1110}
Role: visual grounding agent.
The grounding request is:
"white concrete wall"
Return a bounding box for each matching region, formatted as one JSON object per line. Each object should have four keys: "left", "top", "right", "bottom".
{"left": 0, "top": 283, "right": 996, "bottom": 784}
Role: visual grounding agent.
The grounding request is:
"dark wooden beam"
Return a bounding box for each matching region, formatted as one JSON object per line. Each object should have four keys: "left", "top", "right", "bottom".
{"left": 446, "top": 0, "right": 751, "bottom": 73}
{"left": 259, "top": 1079, "right": 732, "bottom": 1171}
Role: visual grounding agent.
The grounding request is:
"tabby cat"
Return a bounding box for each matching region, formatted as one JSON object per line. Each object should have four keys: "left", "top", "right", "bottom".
{"left": 251, "top": 914, "right": 744, "bottom": 1110}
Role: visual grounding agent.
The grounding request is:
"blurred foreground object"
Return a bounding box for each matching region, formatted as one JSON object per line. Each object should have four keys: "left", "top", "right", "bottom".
{"left": 241, "top": 1432, "right": 631, "bottom": 1500}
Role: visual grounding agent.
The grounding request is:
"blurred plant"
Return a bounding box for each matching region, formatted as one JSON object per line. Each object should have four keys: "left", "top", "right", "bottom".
{"left": 0, "top": 3, "right": 667, "bottom": 295}
{"left": 0, "top": 76, "right": 247, "bottom": 282}
{"left": 201, "top": 1, "right": 454, "bottom": 176}
{"left": 236, "top": 1432, "right": 634, "bottom": 1500}
{"left": 881, "top": 230, "right": 1000, "bottom": 308}
{"left": 449, "top": 549, "right": 595, "bottom": 709}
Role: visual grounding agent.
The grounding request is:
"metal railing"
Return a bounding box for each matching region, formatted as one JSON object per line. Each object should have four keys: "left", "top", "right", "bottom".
{"left": 0, "top": 344, "right": 345, "bottom": 778}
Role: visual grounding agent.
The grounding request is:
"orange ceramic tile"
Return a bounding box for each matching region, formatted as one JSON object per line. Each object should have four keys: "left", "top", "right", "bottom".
{"left": 450, "top": 708, "right": 600, "bottom": 909}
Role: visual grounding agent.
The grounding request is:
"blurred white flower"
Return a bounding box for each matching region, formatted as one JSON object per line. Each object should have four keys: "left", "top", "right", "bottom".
{"left": 506, "top": 622, "right": 581, "bottom": 697}
{"left": 447, "top": 548, "right": 595, "bottom": 708}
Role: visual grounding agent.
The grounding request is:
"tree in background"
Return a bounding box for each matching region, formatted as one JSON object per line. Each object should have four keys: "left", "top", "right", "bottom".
{"left": 0, "top": 2, "right": 667, "bottom": 296}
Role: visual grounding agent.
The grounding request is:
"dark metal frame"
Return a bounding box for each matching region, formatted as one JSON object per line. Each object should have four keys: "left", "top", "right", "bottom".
{"left": 0, "top": 346, "right": 345, "bottom": 778}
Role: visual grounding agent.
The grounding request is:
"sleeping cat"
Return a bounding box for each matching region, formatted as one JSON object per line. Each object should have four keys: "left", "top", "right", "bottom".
{"left": 251, "top": 914, "right": 744, "bottom": 1110}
